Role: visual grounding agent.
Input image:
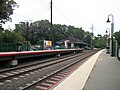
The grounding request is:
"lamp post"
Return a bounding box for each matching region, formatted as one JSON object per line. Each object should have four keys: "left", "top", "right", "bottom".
{"left": 106, "top": 28, "right": 110, "bottom": 54}
{"left": 106, "top": 14, "right": 114, "bottom": 56}
{"left": 115, "top": 39, "right": 118, "bottom": 57}
{"left": 106, "top": 28, "right": 110, "bottom": 36}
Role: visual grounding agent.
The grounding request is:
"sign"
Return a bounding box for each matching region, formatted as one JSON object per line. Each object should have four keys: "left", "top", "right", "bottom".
{"left": 65, "top": 40, "right": 70, "bottom": 49}
{"left": 44, "top": 40, "right": 52, "bottom": 49}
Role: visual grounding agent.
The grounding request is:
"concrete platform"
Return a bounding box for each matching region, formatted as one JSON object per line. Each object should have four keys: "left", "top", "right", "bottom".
{"left": 53, "top": 50, "right": 103, "bottom": 90}
{"left": 84, "top": 50, "right": 120, "bottom": 90}
{"left": 52, "top": 49, "right": 120, "bottom": 90}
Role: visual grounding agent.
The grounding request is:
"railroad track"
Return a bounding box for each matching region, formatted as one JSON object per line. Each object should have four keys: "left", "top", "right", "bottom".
{"left": 0, "top": 50, "right": 98, "bottom": 90}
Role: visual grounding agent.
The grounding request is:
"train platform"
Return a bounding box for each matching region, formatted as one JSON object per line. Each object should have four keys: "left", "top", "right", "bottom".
{"left": 52, "top": 49, "right": 120, "bottom": 90}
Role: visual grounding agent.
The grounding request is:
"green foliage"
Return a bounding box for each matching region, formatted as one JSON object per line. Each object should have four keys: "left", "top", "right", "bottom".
{"left": 14, "top": 22, "right": 27, "bottom": 40}
{"left": 84, "top": 31, "right": 91, "bottom": 45}
{"left": 0, "top": 42, "right": 17, "bottom": 52}
{"left": 0, "top": 0, "right": 18, "bottom": 24}
{"left": 1, "top": 19, "right": 112, "bottom": 50}
{"left": 93, "top": 34, "right": 107, "bottom": 48}
{"left": 114, "top": 31, "right": 120, "bottom": 46}
{"left": 14, "top": 20, "right": 86, "bottom": 46}
{"left": 0, "top": 29, "right": 25, "bottom": 43}
{"left": 21, "top": 41, "right": 31, "bottom": 51}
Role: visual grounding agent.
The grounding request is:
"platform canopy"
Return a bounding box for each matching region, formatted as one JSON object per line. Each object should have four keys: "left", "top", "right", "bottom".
{"left": 56, "top": 36, "right": 89, "bottom": 47}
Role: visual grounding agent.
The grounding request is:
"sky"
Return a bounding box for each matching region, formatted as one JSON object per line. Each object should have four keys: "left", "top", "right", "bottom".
{"left": 2, "top": 0, "right": 120, "bottom": 36}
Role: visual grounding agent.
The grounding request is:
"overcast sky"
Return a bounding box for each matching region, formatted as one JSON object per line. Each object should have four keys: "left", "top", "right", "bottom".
{"left": 3, "top": 0, "right": 120, "bottom": 36}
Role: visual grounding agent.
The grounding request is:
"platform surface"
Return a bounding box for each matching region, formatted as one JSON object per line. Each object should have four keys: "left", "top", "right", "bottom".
{"left": 84, "top": 50, "right": 120, "bottom": 90}
{"left": 53, "top": 49, "right": 120, "bottom": 90}
{"left": 53, "top": 50, "right": 103, "bottom": 90}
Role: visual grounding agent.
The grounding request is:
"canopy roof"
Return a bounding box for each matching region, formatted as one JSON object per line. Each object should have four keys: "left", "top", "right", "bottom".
{"left": 56, "top": 36, "right": 89, "bottom": 46}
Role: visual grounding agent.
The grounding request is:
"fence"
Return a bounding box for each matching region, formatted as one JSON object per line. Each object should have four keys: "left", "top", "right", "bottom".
{"left": 0, "top": 42, "right": 17, "bottom": 52}
{"left": 0, "top": 42, "right": 31, "bottom": 52}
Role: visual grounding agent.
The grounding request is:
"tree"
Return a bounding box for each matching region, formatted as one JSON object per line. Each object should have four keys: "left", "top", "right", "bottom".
{"left": 93, "top": 34, "right": 106, "bottom": 48}
{"left": 14, "top": 22, "right": 27, "bottom": 40}
{"left": 84, "top": 31, "right": 91, "bottom": 45}
{"left": 0, "top": 28, "right": 24, "bottom": 43}
{"left": 114, "top": 31, "right": 120, "bottom": 46}
{"left": 74, "top": 27, "right": 85, "bottom": 41}
{"left": 0, "top": 0, "right": 18, "bottom": 24}
{"left": 14, "top": 20, "right": 89, "bottom": 45}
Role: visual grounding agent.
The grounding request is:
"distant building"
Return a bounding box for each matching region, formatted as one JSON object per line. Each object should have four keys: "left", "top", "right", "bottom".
{"left": 56, "top": 36, "right": 89, "bottom": 49}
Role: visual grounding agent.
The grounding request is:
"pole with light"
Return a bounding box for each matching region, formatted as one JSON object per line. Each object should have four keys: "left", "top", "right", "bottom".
{"left": 106, "top": 14, "right": 114, "bottom": 56}
{"left": 106, "top": 28, "right": 110, "bottom": 54}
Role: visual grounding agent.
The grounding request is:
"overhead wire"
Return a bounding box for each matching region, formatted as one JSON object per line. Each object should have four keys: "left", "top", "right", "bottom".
{"left": 13, "top": 13, "right": 32, "bottom": 21}
{"left": 13, "top": 0, "right": 77, "bottom": 26}
{"left": 29, "top": 3, "right": 50, "bottom": 14}
{"left": 3, "top": 0, "right": 51, "bottom": 29}
{"left": 28, "top": 2, "right": 50, "bottom": 21}
{"left": 35, "top": 0, "right": 49, "bottom": 4}
{"left": 53, "top": 4, "right": 75, "bottom": 25}
{"left": 30, "top": 8, "right": 50, "bottom": 21}
{"left": 13, "top": 0, "right": 50, "bottom": 22}
{"left": 26, "top": 0, "right": 44, "bottom": 7}
{"left": 29, "top": 0, "right": 49, "bottom": 6}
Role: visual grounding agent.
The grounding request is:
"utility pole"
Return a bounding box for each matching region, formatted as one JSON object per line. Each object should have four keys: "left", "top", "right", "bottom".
{"left": 90, "top": 24, "right": 94, "bottom": 49}
{"left": 50, "top": 0, "right": 54, "bottom": 49}
{"left": 50, "top": 0, "right": 52, "bottom": 27}
{"left": 106, "top": 14, "right": 114, "bottom": 57}
{"left": 26, "top": 22, "right": 29, "bottom": 41}
{"left": 25, "top": 21, "right": 29, "bottom": 51}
